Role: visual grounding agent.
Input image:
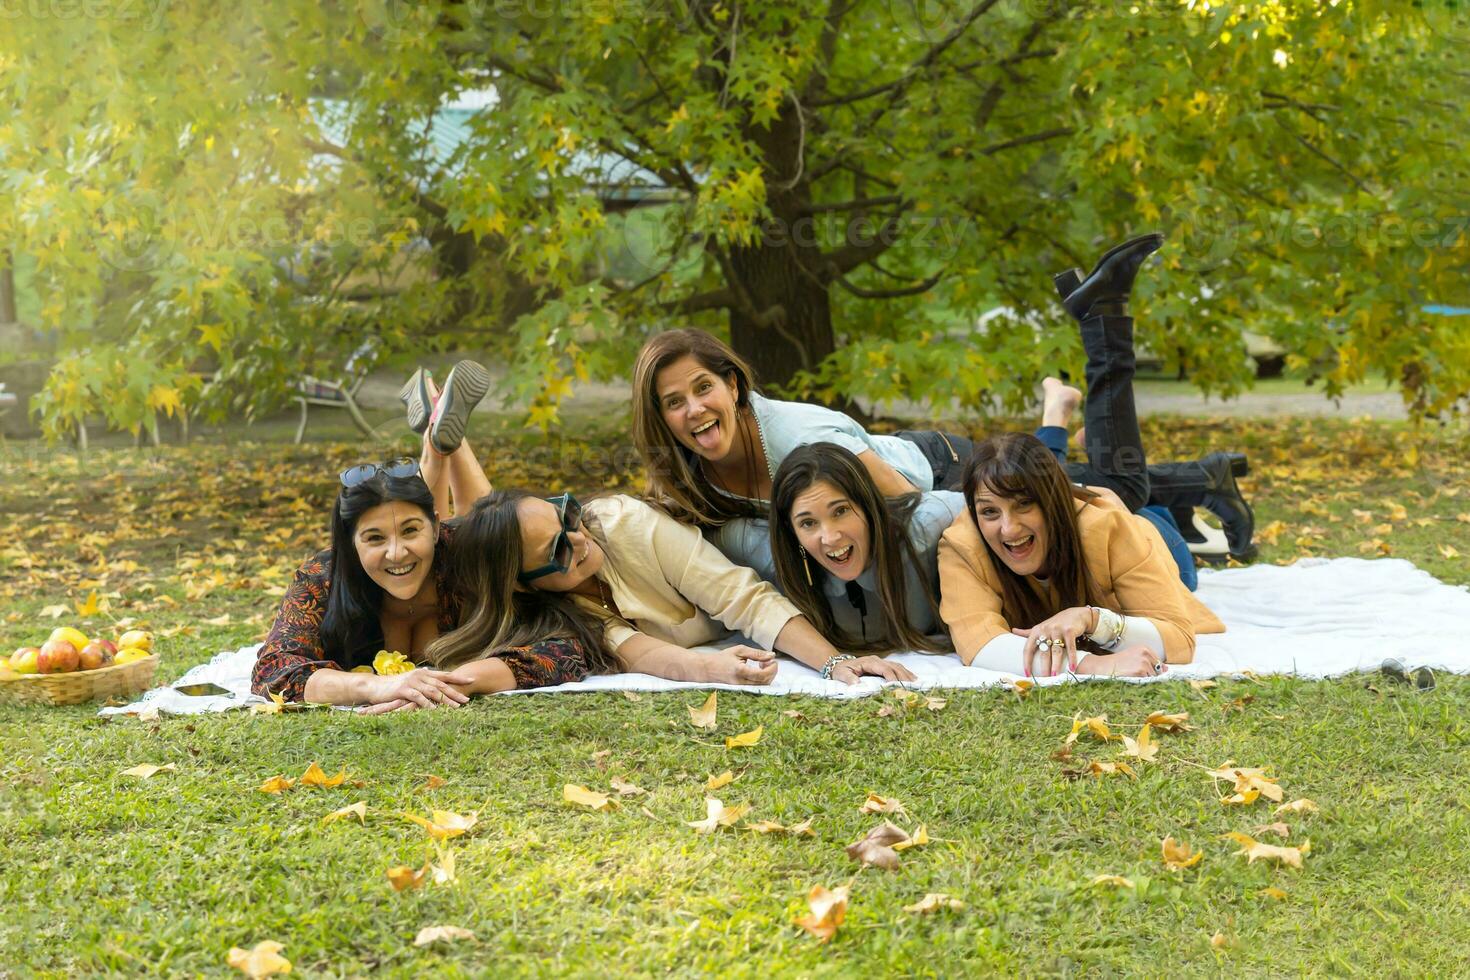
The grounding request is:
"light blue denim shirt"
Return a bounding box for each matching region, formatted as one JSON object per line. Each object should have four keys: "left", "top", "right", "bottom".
{"left": 748, "top": 392, "right": 935, "bottom": 493}
{"left": 713, "top": 491, "right": 966, "bottom": 648}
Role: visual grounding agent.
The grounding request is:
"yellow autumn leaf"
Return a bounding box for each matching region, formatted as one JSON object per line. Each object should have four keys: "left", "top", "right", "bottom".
{"left": 76, "top": 590, "right": 101, "bottom": 617}
{"left": 121, "top": 763, "right": 176, "bottom": 779}
{"left": 1223, "top": 789, "right": 1261, "bottom": 806}
{"left": 725, "top": 726, "right": 763, "bottom": 749}
{"left": 687, "top": 691, "right": 717, "bottom": 729}
{"left": 1145, "top": 710, "right": 1193, "bottom": 732}
{"left": 1438, "top": 544, "right": 1461, "bottom": 559}
{"left": 903, "top": 893, "right": 966, "bottom": 914}
{"left": 794, "top": 884, "right": 849, "bottom": 943}
{"left": 1222, "top": 831, "right": 1311, "bottom": 868}
{"left": 746, "top": 817, "right": 815, "bottom": 836}
{"left": 401, "top": 809, "right": 479, "bottom": 840}
{"left": 1161, "top": 836, "right": 1203, "bottom": 870}
{"left": 609, "top": 777, "right": 646, "bottom": 797}
{"left": 687, "top": 796, "right": 751, "bottom": 834}
{"left": 321, "top": 801, "right": 367, "bottom": 827}
{"left": 299, "top": 762, "right": 347, "bottom": 788}
{"left": 1207, "top": 763, "right": 1284, "bottom": 802}
{"left": 563, "top": 784, "right": 618, "bottom": 812}
{"left": 257, "top": 775, "right": 295, "bottom": 794}
{"left": 1121, "top": 724, "right": 1159, "bottom": 762}
{"left": 1091, "top": 874, "right": 1135, "bottom": 889}
{"left": 419, "top": 774, "right": 447, "bottom": 791}
{"left": 430, "top": 847, "right": 456, "bottom": 884}
{"left": 1258, "top": 886, "right": 1289, "bottom": 900}
{"left": 386, "top": 864, "right": 429, "bottom": 891}
{"left": 1088, "top": 760, "right": 1137, "bottom": 779}
{"left": 414, "top": 925, "right": 476, "bottom": 947}
{"left": 1009, "top": 679, "right": 1035, "bottom": 698}
{"left": 1189, "top": 679, "right": 1218, "bottom": 693}
{"left": 892, "top": 824, "right": 930, "bottom": 852}
{"left": 858, "top": 792, "right": 907, "bottom": 816}
{"left": 705, "top": 770, "right": 734, "bottom": 791}
{"left": 226, "top": 940, "right": 291, "bottom": 978}
{"left": 1275, "top": 798, "right": 1319, "bottom": 816}
{"left": 372, "top": 650, "right": 414, "bottom": 676}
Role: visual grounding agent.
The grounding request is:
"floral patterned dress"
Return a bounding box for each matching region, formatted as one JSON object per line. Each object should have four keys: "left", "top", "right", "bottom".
{"left": 251, "top": 522, "right": 592, "bottom": 701}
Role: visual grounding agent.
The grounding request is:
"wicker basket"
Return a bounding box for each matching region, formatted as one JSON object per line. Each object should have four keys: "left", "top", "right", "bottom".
{"left": 0, "top": 655, "right": 158, "bottom": 706}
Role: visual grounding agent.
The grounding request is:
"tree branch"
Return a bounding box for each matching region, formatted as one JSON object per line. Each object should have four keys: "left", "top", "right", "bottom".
{"left": 302, "top": 137, "right": 449, "bottom": 220}
{"left": 659, "top": 287, "right": 736, "bottom": 315}
{"left": 833, "top": 271, "right": 942, "bottom": 299}
{"left": 976, "top": 126, "right": 1074, "bottom": 156}
{"left": 823, "top": 211, "right": 911, "bottom": 277}
{"left": 800, "top": 194, "right": 905, "bottom": 215}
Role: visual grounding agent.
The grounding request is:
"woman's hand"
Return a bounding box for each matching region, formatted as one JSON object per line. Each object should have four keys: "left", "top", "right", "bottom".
{"left": 1076, "top": 645, "right": 1166, "bottom": 678}
{"left": 368, "top": 668, "right": 475, "bottom": 710}
{"left": 712, "top": 645, "right": 779, "bottom": 686}
{"left": 1012, "top": 606, "right": 1097, "bottom": 678}
{"left": 830, "top": 655, "right": 917, "bottom": 686}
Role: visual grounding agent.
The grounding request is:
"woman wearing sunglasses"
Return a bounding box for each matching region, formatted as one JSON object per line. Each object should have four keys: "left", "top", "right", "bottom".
{"left": 422, "top": 490, "right": 917, "bottom": 687}
{"left": 250, "top": 452, "right": 595, "bottom": 711}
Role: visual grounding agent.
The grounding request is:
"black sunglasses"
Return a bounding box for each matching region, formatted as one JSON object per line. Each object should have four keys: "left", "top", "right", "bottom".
{"left": 339, "top": 456, "right": 420, "bottom": 489}
{"left": 518, "top": 493, "right": 583, "bottom": 583}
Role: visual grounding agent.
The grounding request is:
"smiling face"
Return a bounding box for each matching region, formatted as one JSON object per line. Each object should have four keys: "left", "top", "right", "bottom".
{"left": 353, "top": 501, "right": 436, "bottom": 601}
{"left": 789, "top": 479, "right": 872, "bottom": 582}
{"left": 516, "top": 496, "right": 605, "bottom": 592}
{"left": 654, "top": 354, "right": 743, "bottom": 464}
{"left": 971, "top": 485, "right": 1050, "bottom": 577}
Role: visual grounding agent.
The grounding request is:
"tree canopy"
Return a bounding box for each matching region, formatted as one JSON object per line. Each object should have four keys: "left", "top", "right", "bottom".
{"left": 2, "top": 0, "right": 1467, "bottom": 440}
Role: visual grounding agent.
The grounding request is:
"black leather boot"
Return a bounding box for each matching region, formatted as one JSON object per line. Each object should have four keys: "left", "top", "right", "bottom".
{"left": 1151, "top": 453, "right": 1256, "bottom": 560}
{"left": 1053, "top": 233, "right": 1165, "bottom": 322}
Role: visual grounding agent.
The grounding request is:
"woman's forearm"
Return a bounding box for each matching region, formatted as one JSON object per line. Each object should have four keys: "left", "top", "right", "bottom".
{"left": 772, "top": 616, "right": 842, "bottom": 671}
{"left": 444, "top": 656, "right": 518, "bottom": 695}
{"left": 302, "top": 668, "right": 381, "bottom": 705}
{"left": 616, "top": 633, "right": 719, "bottom": 683}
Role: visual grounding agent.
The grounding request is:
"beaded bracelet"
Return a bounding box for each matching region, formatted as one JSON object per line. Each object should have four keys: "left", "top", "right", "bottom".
{"left": 820, "top": 654, "right": 857, "bottom": 680}
{"left": 1086, "top": 606, "right": 1126, "bottom": 650}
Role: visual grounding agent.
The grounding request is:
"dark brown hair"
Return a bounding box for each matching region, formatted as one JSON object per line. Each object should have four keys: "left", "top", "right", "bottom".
{"left": 960, "top": 432, "right": 1102, "bottom": 630}
{"left": 770, "top": 443, "right": 943, "bottom": 653}
{"left": 631, "top": 328, "right": 766, "bottom": 526}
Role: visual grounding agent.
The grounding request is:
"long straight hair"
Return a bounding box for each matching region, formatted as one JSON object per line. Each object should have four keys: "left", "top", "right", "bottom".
{"left": 770, "top": 443, "right": 944, "bottom": 653}
{"left": 960, "top": 432, "right": 1103, "bottom": 629}
{"left": 631, "top": 328, "right": 766, "bottom": 527}
{"left": 321, "top": 473, "right": 438, "bottom": 668}
{"left": 422, "top": 489, "right": 617, "bottom": 673}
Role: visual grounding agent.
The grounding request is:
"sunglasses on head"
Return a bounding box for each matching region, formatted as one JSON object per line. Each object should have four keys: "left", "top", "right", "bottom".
{"left": 339, "top": 456, "right": 420, "bottom": 489}
{"left": 518, "top": 493, "right": 583, "bottom": 583}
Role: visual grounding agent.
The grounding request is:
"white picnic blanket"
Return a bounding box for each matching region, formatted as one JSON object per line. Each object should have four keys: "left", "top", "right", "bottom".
{"left": 99, "top": 557, "right": 1470, "bottom": 716}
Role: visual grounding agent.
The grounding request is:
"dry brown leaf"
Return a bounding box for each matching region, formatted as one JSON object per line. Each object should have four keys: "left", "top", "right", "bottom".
{"left": 1145, "top": 710, "right": 1193, "bottom": 732}
{"left": 725, "top": 726, "right": 763, "bottom": 749}
{"left": 590, "top": 749, "right": 613, "bottom": 770}
{"left": 1090, "top": 875, "right": 1135, "bottom": 889}
{"left": 386, "top": 864, "right": 429, "bottom": 891}
{"left": 924, "top": 696, "right": 948, "bottom": 712}
{"left": 227, "top": 940, "right": 291, "bottom": 978}
{"left": 609, "top": 777, "right": 647, "bottom": 797}
{"left": 621, "top": 691, "right": 642, "bottom": 702}
{"left": 121, "top": 763, "right": 176, "bottom": 779}
{"left": 904, "top": 893, "right": 965, "bottom": 914}
{"left": 687, "top": 797, "right": 750, "bottom": 834}
{"left": 257, "top": 775, "right": 295, "bottom": 794}
{"left": 1121, "top": 724, "right": 1159, "bottom": 763}
{"left": 687, "top": 692, "right": 717, "bottom": 730}
{"left": 747, "top": 817, "right": 815, "bottom": 836}
{"left": 299, "top": 762, "right": 347, "bottom": 789}
{"left": 1275, "top": 798, "right": 1318, "bottom": 816}
{"left": 1255, "top": 822, "right": 1291, "bottom": 838}
{"left": 401, "top": 809, "right": 479, "bottom": 840}
{"left": 1222, "top": 832, "right": 1311, "bottom": 868}
{"left": 705, "top": 770, "right": 734, "bottom": 791}
{"left": 563, "top": 784, "right": 618, "bottom": 812}
{"left": 781, "top": 709, "right": 806, "bottom": 720}
{"left": 1161, "top": 836, "right": 1203, "bottom": 870}
{"left": 858, "top": 792, "right": 907, "bottom": 816}
{"left": 414, "top": 925, "right": 475, "bottom": 947}
{"left": 419, "top": 774, "right": 446, "bottom": 791}
{"left": 793, "top": 884, "right": 849, "bottom": 943}
{"left": 845, "top": 821, "right": 910, "bottom": 871}
{"left": 876, "top": 704, "right": 899, "bottom": 718}
{"left": 1088, "top": 760, "right": 1137, "bottom": 780}
{"left": 321, "top": 801, "right": 367, "bottom": 827}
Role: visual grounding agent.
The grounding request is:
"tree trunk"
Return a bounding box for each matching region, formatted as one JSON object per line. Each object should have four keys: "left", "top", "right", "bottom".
{"left": 0, "top": 252, "right": 16, "bottom": 325}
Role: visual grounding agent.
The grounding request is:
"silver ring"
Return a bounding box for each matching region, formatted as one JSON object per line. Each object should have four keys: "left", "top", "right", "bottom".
{"left": 1153, "top": 661, "right": 1165, "bottom": 674}
{"left": 1036, "top": 637, "right": 1052, "bottom": 653}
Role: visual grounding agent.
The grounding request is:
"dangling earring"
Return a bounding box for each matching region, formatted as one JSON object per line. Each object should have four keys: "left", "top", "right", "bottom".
{"left": 799, "top": 547, "right": 814, "bottom": 586}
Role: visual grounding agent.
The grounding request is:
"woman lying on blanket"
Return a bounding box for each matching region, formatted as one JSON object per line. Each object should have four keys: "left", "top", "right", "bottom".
{"left": 250, "top": 363, "right": 596, "bottom": 710}
{"left": 629, "top": 244, "right": 1257, "bottom": 561}
{"left": 419, "top": 488, "right": 918, "bottom": 687}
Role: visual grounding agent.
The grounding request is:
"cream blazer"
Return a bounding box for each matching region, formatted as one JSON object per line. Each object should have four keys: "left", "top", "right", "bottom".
{"left": 576, "top": 495, "right": 802, "bottom": 653}
{"left": 938, "top": 496, "right": 1225, "bottom": 665}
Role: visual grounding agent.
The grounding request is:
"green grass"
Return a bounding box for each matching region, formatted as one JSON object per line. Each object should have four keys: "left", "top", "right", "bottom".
{"left": 2, "top": 415, "right": 1469, "bottom": 976}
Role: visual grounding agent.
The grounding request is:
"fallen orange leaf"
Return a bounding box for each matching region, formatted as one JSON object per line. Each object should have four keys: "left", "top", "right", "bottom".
{"left": 1161, "top": 836, "right": 1203, "bottom": 870}
{"left": 300, "top": 762, "right": 347, "bottom": 788}
{"left": 793, "top": 884, "right": 849, "bottom": 943}
{"left": 1145, "top": 710, "right": 1193, "bottom": 732}
{"left": 1088, "top": 760, "right": 1137, "bottom": 780}
{"left": 257, "top": 775, "right": 295, "bottom": 794}
{"left": 226, "top": 940, "right": 291, "bottom": 978}
{"left": 386, "top": 864, "right": 429, "bottom": 891}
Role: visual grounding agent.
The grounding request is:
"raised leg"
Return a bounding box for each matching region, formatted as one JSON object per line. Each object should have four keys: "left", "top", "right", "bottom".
{"left": 1060, "top": 313, "right": 1151, "bottom": 512}
{"left": 446, "top": 439, "right": 492, "bottom": 515}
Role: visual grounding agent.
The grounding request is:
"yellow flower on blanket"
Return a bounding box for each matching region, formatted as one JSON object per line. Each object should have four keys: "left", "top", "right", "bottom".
{"left": 373, "top": 650, "right": 415, "bottom": 675}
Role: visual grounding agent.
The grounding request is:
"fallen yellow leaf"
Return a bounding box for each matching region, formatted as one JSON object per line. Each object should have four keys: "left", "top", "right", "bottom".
{"left": 1274, "top": 798, "right": 1318, "bottom": 816}
{"left": 1221, "top": 832, "right": 1311, "bottom": 868}
{"left": 321, "top": 801, "right": 367, "bottom": 827}
{"left": 430, "top": 847, "right": 456, "bottom": 884}
{"left": 891, "top": 824, "right": 930, "bottom": 852}
{"left": 746, "top": 817, "right": 815, "bottom": 836}
{"left": 1161, "top": 836, "right": 1203, "bottom": 870}
{"left": 121, "top": 763, "right": 176, "bottom": 779}
{"left": 687, "top": 796, "right": 750, "bottom": 834}
{"left": 1211, "top": 931, "right": 1230, "bottom": 950}
{"left": 1189, "top": 679, "right": 1218, "bottom": 693}
{"left": 401, "top": 809, "right": 479, "bottom": 840}
{"left": 1207, "top": 763, "right": 1284, "bottom": 802}
{"left": 903, "top": 893, "right": 965, "bottom": 914}
{"left": 299, "top": 762, "right": 347, "bottom": 788}
{"left": 1009, "top": 679, "right": 1035, "bottom": 698}
{"left": 688, "top": 691, "right": 717, "bottom": 730}
{"left": 858, "top": 792, "right": 907, "bottom": 816}
{"left": 1222, "top": 789, "right": 1261, "bottom": 806}
{"left": 725, "top": 726, "right": 763, "bottom": 749}
{"left": 1255, "top": 821, "right": 1290, "bottom": 838}
{"left": 564, "top": 784, "right": 618, "bottom": 812}
{"left": 419, "top": 774, "right": 447, "bottom": 791}
{"left": 386, "top": 864, "right": 429, "bottom": 891}
{"left": 705, "top": 770, "right": 734, "bottom": 791}
{"left": 609, "top": 777, "right": 647, "bottom": 797}
{"left": 1091, "top": 874, "right": 1135, "bottom": 889}
{"left": 226, "top": 940, "right": 291, "bottom": 978}
{"left": 414, "top": 925, "right": 475, "bottom": 947}
{"left": 257, "top": 775, "right": 295, "bottom": 794}
{"left": 1088, "top": 760, "right": 1137, "bottom": 779}
{"left": 1121, "top": 724, "right": 1159, "bottom": 762}
{"left": 1438, "top": 544, "right": 1461, "bottom": 559}
{"left": 1145, "top": 710, "right": 1193, "bottom": 732}
{"left": 794, "top": 884, "right": 849, "bottom": 943}
{"left": 76, "top": 590, "right": 101, "bottom": 617}
{"left": 1258, "top": 886, "right": 1289, "bottom": 900}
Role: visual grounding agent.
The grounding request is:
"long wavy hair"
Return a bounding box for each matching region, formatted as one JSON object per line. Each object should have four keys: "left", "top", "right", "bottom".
{"left": 961, "top": 432, "right": 1103, "bottom": 630}
{"left": 321, "top": 472, "right": 438, "bottom": 669}
{"left": 422, "top": 489, "right": 617, "bottom": 673}
{"left": 770, "top": 443, "right": 944, "bottom": 653}
{"left": 631, "top": 328, "right": 766, "bottom": 527}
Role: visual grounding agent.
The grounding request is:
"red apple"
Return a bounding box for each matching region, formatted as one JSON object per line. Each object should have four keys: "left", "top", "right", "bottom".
{"left": 37, "top": 639, "right": 80, "bottom": 674}
{"left": 79, "top": 639, "right": 116, "bottom": 671}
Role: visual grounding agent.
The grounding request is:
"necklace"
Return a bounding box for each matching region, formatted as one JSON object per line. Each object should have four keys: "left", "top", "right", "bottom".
{"left": 594, "top": 576, "right": 611, "bottom": 611}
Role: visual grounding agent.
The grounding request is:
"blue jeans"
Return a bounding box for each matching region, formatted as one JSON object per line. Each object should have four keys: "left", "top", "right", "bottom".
{"left": 1036, "top": 426, "right": 1198, "bottom": 591}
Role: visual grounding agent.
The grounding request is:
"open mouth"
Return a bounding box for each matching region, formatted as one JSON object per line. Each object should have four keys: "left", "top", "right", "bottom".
{"left": 824, "top": 544, "right": 855, "bottom": 566}
{"left": 1002, "top": 534, "right": 1035, "bottom": 561}
{"left": 384, "top": 562, "right": 419, "bottom": 578}
{"left": 690, "top": 417, "right": 721, "bottom": 451}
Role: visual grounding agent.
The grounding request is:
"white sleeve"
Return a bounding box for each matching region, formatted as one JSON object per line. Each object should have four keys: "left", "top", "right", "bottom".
{"left": 969, "top": 632, "right": 1029, "bottom": 674}
{"left": 1116, "top": 616, "right": 1166, "bottom": 659}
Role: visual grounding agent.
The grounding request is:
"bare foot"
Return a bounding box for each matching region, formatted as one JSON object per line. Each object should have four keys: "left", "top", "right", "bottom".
{"left": 1041, "top": 377, "right": 1082, "bottom": 429}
